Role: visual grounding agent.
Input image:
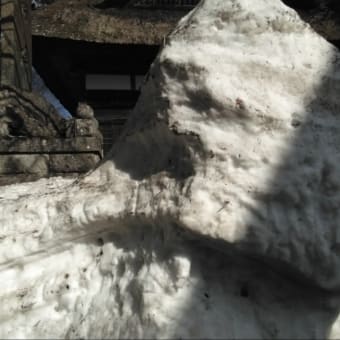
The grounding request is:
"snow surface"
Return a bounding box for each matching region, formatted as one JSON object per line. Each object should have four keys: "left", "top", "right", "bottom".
{"left": 1, "top": 0, "right": 340, "bottom": 338}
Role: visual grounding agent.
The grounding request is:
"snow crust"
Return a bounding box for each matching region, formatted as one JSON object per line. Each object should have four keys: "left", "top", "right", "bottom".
{"left": 1, "top": 0, "right": 340, "bottom": 338}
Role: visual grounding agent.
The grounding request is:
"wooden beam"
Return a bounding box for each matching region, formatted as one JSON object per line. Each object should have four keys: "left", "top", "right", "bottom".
{"left": 0, "top": 0, "right": 32, "bottom": 91}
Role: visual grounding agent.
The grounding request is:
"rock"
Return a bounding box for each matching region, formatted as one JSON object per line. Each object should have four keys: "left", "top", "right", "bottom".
{"left": 0, "top": 116, "right": 12, "bottom": 138}
{"left": 0, "top": 87, "right": 103, "bottom": 183}
{"left": 76, "top": 102, "right": 95, "bottom": 119}
{"left": 1, "top": 0, "right": 340, "bottom": 338}
{"left": 0, "top": 86, "right": 68, "bottom": 137}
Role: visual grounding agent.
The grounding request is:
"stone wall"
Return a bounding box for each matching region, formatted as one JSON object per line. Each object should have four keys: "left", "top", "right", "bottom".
{"left": 0, "top": 87, "right": 103, "bottom": 185}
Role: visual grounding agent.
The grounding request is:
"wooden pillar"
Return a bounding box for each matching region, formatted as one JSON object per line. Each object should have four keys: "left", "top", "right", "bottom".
{"left": 0, "top": 0, "right": 32, "bottom": 91}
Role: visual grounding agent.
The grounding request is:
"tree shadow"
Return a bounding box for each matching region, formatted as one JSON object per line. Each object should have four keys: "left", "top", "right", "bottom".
{"left": 71, "top": 215, "right": 340, "bottom": 339}
{"left": 167, "top": 5, "right": 340, "bottom": 338}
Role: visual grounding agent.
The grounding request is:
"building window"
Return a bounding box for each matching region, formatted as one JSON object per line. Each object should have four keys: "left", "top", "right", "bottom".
{"left": 85, "top": 74, "right": 145, "bottom": 91}
{"left": 85, "top": 73, "right": 146, "bottom": 154}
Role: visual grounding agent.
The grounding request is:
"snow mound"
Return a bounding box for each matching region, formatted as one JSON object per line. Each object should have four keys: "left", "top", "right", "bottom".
{"left": 1, "top": 0, "right": 340, "bottom": 338}
{"left": 100, "top": 0, "right": 340, "bottom": 290}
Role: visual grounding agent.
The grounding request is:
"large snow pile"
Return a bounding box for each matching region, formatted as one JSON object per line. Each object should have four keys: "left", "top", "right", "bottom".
{"left": 1, "top": 0, "right": 340, "bottom": 338}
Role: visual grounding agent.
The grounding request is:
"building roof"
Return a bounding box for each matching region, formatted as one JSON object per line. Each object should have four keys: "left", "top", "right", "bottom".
{"left": 31, "top": 0, "right": 340, "bottom": 45}
{"left": 31, "top": 0, "right": 197, "bottom": 45}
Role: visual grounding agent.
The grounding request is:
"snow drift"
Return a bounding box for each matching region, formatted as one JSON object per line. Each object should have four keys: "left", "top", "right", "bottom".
{"left": 1, "top": 0, "right": 340, "bottom": 338}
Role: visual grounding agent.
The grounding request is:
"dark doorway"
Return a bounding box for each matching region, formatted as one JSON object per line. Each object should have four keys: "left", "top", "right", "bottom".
{"left": 33, "top": 36, "right": 159, "bottom": 153}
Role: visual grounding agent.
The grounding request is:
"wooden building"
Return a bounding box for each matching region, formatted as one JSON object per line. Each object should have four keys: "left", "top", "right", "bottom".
{"left": 32, "top": 0, "right": 200, "bottom": 153}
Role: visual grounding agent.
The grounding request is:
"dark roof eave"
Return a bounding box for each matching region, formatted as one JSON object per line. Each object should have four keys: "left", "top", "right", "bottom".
{"left": 32, "top": 4, "right": 185, "bottom": 45}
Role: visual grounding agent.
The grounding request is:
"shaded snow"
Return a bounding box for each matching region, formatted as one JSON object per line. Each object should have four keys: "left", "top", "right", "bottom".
{"left": 0, "top": 224, "right": 337, "bottom": 339}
